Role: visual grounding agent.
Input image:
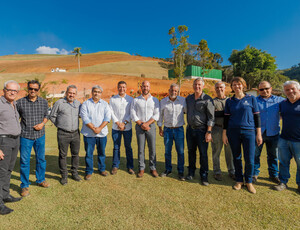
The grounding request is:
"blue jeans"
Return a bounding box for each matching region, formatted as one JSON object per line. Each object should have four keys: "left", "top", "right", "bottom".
{"left": 20, "top": 135, "right": 46, "bottom": 188}
{"left": 186, "top": 126, "right": 208, "bottom": 179}
{"left": 278, "top": 138, "right": 300, "bottom": 185}
{"left": 112, "top": 129, "right": 133, "bottom": 169}
{"left": 164, "top": 127, "right": 184, "bottom": 173}
{"left": 84, "top": 136, "right": 107, "bottom": 175}
{"left": 227, "top": 128, "right": 256, "bottom": 183}
{"left": 254, "top": 133, "right": 279, "bottom": 177}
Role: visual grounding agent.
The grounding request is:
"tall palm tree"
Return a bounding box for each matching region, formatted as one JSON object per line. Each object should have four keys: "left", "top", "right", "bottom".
{"left": 72, "top": 47, "right": 82, "bottom": 72}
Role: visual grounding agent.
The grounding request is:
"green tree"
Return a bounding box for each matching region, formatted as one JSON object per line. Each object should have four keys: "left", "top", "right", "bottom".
{"left": 169, "top": 25, "right": 189, "bottom": 94}
{"left": 72, "top": 47, "right": 82, "bottom": 72}
{"left": 229, "top": 45, "right": 277, "bottom": 88}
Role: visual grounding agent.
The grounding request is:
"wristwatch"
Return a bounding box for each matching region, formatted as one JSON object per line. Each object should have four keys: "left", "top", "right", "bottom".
{"left": 124, "top": 121, "right": 128, "bottom": 125}
{"left": 206, "top": 131, "right": 212, "bottom": 134}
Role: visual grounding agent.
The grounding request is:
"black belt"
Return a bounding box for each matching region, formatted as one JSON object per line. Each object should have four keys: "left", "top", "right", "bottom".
{"left": 0, "top": 134, "right": 20, "bottom": 139}
{"left": 58, "top": 128, "right": 78, "bottom": 133}
{"left": 165, "top": 126, "right": 181, "bottom": 129}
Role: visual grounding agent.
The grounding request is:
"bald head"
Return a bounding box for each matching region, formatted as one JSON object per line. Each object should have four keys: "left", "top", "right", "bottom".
{"left": 141, "top": 81, "right": 150, "bottom": 96}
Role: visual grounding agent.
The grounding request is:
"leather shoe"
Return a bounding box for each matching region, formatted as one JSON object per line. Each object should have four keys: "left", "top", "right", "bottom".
{"left": 137, "top": 170, "right": 144, "bottom": 178}
{"left": 60, "top": 177, "right": 68, "bottom": 185}
{"left": 21, "top": 187, "right": 30, "bottom": 197}
{"left": 84, "top": 174, "right": 92, "bottom": 180}
{"left": 128, "top": 168, "right": 135, "bottom": 175}
{"left": 0, "top": 204, "right": 13, "bottom": 215}
{"left": 269, "top": 176, "right": 280, "bottom": 184}
{"left": 3, "top": 195, "right": 22, "bottom": 203}
{"left": 233, "top": 182, "right": 244, "bottom": 190}
{"left": 150, "top": 170, "right": 158, "bottom": 178}
{"left": 160, "top": 170, "right": 172, "bottom": 177}
{"left": 229, "top": 173, "right": 236, "bottom": 180}
{"left": 273, "top": 183, "right": 287, "bottom": 191}
{"left": 246, "top": 183, "right": 256, "bottom": 194}
{"left": 213, "top": 174, "right": 222, "bottom": 181}
{"left": 111, "top": 167, "right": 118, "bottom": 175}
{"left": 178, "top": 173, "right": 185, "bottom": 181}
{"left": 72, "top": 174, "right": 82, "bottom": 182}
{"left": 37, "top": 181, "right": 50, "bottom": 188}
{"left": 100, "top": 171, "right": 108, "bottom": 177}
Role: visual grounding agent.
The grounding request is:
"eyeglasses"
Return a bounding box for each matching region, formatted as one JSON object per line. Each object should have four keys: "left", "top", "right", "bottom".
{"left": 28, "top": 87, "right": 39, "bottom": 92}
{"left": 259, "top": 88, "right": 271, "bottom": 91}
{"left": 5, "top": 88, "right": 19, "bottom": 93}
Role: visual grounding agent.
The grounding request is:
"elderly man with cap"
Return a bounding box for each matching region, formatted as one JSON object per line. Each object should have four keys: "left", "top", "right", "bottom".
{"left": 0, "top": 80, "right": 22, "bottom": 215}
{"left": 80, "top": 85, "right": 111, "bottom": 181}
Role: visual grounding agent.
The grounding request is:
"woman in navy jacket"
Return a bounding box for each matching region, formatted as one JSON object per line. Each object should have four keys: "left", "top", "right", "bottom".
{"left": 222, "top": 77, "right": 262, "bottom": 194}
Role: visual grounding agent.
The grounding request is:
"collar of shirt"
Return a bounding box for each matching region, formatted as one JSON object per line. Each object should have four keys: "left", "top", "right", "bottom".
{"left": 1, "top": 96, "right": 16, "bottom": 106}
{"left": 139, "top": 94, "right": 153, "bottom": 100}
{"left": 63, "top": 97, "right": 77, "bottom": 106}
{"left": 257, "top": 94, "right": 276, "bottom": 102}
{"left": 26, "top": 95, "right": 40, "bottom": 102}
{"left": 88, "top": 97, "right": 103, "bottom": 104}
{"left": 166, "top": 96, "right": 179, "bottom": 103}
{"left": 231, "top": 93, "right": 251, "bottom": 101}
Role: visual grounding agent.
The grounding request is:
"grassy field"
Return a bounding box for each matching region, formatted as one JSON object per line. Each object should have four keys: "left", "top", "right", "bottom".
{"left": 2, "top": 122, "right": 299, "bottom": 229}
{"left": 69, "top": 60, "right": 168, "bottom": 79}
{"left": 0, "top": 54, "right": 67, "bottom": 61}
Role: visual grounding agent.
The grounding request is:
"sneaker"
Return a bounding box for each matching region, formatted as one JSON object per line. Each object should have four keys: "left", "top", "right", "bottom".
{"left": 37, "top": 181, "right": 50, "bottom": 188}
{"left": 273, "top": 183, "right": 287, "bottom": 191}
{"left": 185, "top": 175, "right": 194, "bottom": 180}
{"left": 213, "top": 174, "right": 222, "bottom": 181}
{"left": 178, "top": 173, "right": 185, "bottom": 181}
{"left": 21, "top": 187, "right": 30, "bottom": 197}
{"left": 60, "top": 177, "right": 68, "bottom": 185}
{"left": 269, "top": 176, "right": 280, "bottom": 184}
{"left": 246, "top": 183, "right": 256, "bottom": 194}
{"left": 252, "top": 175, "right": 258, "bottom": 184}
{"left": 233, "top": 182, "right": 244, "bottom": 190}
{"left": 160, "top": 170, "right": 172, "bottom": 177}
{"left": 72, "top": 174, "right": 82, "bottom": 182}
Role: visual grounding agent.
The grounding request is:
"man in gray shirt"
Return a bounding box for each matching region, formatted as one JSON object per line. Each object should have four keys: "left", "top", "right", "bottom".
{"left": 186, "top": 78, "right": 214, "bottom": 185}
{"left": 0, "top": 80, "right": 22, "bottom": 215}
{"left": 49, "top": 85, "right": 82, "bottom": 185}
{"left": 211, "top": 82, "right": 235, "bottom": 181}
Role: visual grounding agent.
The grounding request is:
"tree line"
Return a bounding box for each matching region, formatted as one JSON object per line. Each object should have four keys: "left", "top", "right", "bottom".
{"left": 167, "top": 25, "right": 295, "bottom": 90}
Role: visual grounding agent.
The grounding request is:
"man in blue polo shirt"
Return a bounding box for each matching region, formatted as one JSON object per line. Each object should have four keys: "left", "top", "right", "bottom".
{"left": 254, "top": 81, "right": 284, "bottom": 184}
{"left": 273, "top": 81, "right": 300, "bottom": 193}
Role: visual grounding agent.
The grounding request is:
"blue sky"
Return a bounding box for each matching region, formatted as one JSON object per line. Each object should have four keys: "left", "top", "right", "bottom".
{"left": 1, "top": 0, "right": 300, "bottom": 69}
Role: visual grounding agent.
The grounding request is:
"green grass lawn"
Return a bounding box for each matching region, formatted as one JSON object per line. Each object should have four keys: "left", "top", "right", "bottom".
{"left": 2, "top": 122, "right": 299, "bottom": 229}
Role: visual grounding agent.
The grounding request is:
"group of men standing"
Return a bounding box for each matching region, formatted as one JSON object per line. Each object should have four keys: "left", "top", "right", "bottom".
{"left": 0, "top": 78, "right": 299, "bottom": 215}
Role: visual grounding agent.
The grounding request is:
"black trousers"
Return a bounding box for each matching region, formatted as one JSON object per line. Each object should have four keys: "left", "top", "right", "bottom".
{"left": 0, "top": 136, "right": 19, "bottom": 204}
{"left": 57, "top": 129, "right": 80, "bottom": 177}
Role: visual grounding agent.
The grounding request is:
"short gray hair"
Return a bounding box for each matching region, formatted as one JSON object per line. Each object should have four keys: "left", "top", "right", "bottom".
{"left": 283, "top": 81, "right": 300, "bottom": 90}
{"left": 92, "top": 85, "right": 103, "bottom": 93}
{"left": 170, "top": 83, "right": 179, "bottom": 89}
{"left": 215, "top": 81, "right": 225, "bottom": 87}
{"left": 4, "top": 80, "right": 20, "bottom": 90}
{"left": 193, "top": 77, "right": 205, "bottom": 86}
{"left": 66, "top": 85, "right": 77, "bottom": 92}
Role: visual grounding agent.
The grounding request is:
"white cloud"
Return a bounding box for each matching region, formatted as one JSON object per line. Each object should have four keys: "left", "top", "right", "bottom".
{"left": 36, "top": 46, "right": 69, "bottom": 55}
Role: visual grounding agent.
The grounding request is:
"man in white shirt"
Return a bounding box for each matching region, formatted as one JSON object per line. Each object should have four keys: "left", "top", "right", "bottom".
{"left": 131, "top": 81, "right": 160, "bottom": 178}
{"left": 158, "top": 83, "right": 186, "bottom": 180}
{"left": 80, "top": 85, "right": 111, "bottom": 180}
{"left": 109, "top": 81, "right": 134, "bottom": 175}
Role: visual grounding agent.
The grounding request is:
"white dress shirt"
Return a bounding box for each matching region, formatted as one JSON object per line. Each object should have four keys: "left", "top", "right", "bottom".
{"left": 109, "top": 94, "right": 133, "bottom": 131}
{"left": 158, "top": 96, "right": 186, "bottom": 128}
{"left": 131, "top": 94, "right": 160, "bottom": 123}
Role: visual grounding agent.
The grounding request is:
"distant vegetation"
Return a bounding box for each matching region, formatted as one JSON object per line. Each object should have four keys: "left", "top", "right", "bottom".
{"left": 87, "top": 51, "right": 130, "bottom": 55}
{"left": 0, "top": 54, "right": 66, "bottom": 61}
{"left": 282, "top": 63, "right": 300, "bottom": 82}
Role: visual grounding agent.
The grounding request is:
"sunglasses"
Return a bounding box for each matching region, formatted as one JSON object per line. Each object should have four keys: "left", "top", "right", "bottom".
{"left": 28, "top": 87, "right": 39, "bottom": 92}
{"left": 259, "top": 87, "right": 270, "bottom": 91}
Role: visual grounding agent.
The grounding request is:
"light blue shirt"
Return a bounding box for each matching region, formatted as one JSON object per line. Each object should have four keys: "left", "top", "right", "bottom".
{"left": 80, "top": 98, "right": 111, "bottom": 137}
{"left": 256, "top": 95, "right": 285, "bottom": 136}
